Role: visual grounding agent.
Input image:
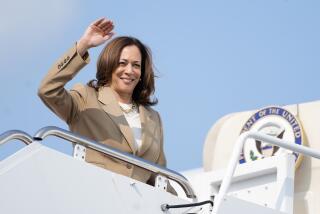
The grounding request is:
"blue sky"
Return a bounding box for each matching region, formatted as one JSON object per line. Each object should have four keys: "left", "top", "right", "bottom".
{"left": 0, "top": 0, "right": 319, "bottom": 171}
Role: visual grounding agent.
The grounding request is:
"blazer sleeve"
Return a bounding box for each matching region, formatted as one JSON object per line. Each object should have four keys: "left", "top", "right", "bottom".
{"left": 38, "top": 44, "right": 90, "bottom": 124}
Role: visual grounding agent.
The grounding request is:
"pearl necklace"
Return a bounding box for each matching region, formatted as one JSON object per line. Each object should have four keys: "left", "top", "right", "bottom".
{"left": 119, "top": 102, "right": 138, "bottom": 114}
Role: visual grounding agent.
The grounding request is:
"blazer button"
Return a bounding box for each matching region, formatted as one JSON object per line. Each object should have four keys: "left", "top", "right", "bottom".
{"left": 126, "top": 164, "right": 132, "bottom": 169}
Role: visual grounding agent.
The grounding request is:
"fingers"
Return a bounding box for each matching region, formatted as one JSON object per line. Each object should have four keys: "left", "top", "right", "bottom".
{"left": 91, "top": 17, "right": 105, "bottom": 26}
{"left": 103, "top": 32, "right": 115, "bottom": 41}
{"left": 93, "top": 17, "right": 113, "bottom": 29}
{"left": 101, "top": 22, "right": 113, "bottom": 31}
{"left": 99, "top": 18, "right": 113, "bottom": 28}
{"left": 103, "top": 23, "right": 114, "bottom": 35}
{"left": 91, "top": 17, "right": 114, "bottom": 35}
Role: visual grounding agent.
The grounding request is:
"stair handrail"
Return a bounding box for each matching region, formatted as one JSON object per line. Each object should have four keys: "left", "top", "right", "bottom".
{"left": 213, "top": 131, "right": 320, "bottom": 213}
{"left": 0, "top": 130, "right": 33, "bottom": 146}
{"left": 33, "top": 126, "right": 197, "bottom": 200}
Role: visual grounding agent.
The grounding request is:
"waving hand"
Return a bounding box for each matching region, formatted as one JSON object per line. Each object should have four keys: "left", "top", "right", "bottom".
{"left": 77, "top": 18, "right": 115, "bottom": 56}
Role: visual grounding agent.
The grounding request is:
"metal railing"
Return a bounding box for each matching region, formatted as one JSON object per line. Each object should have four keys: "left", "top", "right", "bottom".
{"left": 212, "top": 131, "right": 320, "bottom": 213}
{"left": 0, "top": 130, "right": 33, "bottom": 146}
{"left": 34, "top": 126, "right": 197, "bottom": 200}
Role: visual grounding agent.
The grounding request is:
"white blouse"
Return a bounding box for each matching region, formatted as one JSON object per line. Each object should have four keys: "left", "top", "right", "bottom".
{"left": 118, "top": 102, "right": 142, "bottom": 151}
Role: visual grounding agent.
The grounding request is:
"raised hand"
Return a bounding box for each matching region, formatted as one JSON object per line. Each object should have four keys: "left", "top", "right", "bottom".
{"left": 77, "top": 18, "right": 115, "bottom": 56}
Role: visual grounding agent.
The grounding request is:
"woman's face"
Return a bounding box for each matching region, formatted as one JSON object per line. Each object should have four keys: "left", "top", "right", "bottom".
{"left": 110, "top": 45, "right": 142, "bottom": 100}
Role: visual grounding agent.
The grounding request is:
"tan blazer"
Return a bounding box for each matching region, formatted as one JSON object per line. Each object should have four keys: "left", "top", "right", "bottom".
{"left": 38, "top": 44, "right": 166, "bottom": 184}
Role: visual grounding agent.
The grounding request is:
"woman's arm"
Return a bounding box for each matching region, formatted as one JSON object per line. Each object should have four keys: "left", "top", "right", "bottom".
{"left": 38, "top": 44, "right": 90, "bottom": 124}
{"left": 38, "top": 18, "right": 114, "bottom": 124}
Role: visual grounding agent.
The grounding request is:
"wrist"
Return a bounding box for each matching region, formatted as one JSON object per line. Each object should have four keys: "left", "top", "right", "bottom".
{"left": 77, "top": 38, "right": 90, "bottom": 57}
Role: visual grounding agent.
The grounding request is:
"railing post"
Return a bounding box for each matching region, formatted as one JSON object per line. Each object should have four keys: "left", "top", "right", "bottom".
{"left": 213, "top": 131, "right": 320, "bottom": 213}
{"left": 0, "top": 130, "right": 33, "bottom": 146}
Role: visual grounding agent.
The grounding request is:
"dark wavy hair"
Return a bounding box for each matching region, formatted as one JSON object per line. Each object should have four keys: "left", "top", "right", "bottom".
{"left": 88, "top": 36, "right": 157, "bottom": 106}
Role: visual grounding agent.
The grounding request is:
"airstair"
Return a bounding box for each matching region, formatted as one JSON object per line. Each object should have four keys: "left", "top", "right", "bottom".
{"left": 1, "top": 101, "right": 320, "bottom": 213}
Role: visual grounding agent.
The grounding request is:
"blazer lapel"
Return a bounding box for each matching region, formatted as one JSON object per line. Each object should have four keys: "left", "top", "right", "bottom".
{"left": 98, "top": 87, "right": 138, "bottom": 154}
{"left": 138, "top": 105, "right": 157, "bottom": 156}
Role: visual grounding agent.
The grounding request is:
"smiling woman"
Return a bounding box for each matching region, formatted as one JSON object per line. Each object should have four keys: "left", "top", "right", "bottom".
{"left": 111, "top": 45, "right": 142, "bottom": 101}
{"left": 88, "top": 37, "right": 157, "bottom": 106}
{"left": 38, "top": 17, "right": 175, "bottom": 194}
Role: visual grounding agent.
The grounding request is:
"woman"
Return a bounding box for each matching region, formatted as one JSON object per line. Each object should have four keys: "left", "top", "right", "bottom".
{"left": 38, "top": 18, "right": 171, "bottom": 190}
